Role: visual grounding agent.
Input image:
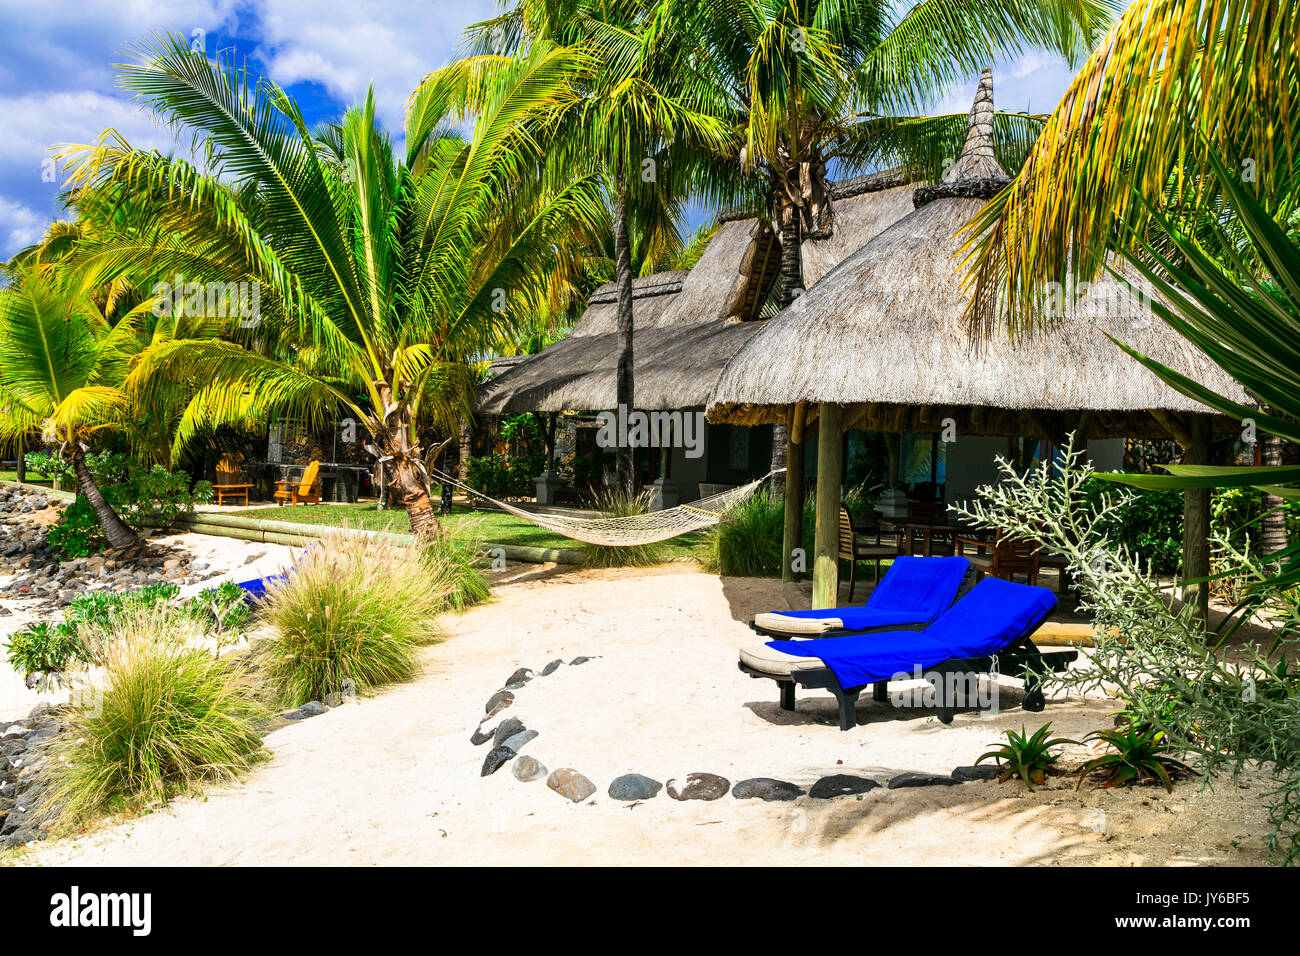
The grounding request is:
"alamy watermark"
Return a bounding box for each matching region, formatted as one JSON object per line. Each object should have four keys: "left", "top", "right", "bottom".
{"left": 595, "top": 404, "right": 704, "bottom": 459}
{"left": 151, "top": 274, "right": 261, "bottom": 328}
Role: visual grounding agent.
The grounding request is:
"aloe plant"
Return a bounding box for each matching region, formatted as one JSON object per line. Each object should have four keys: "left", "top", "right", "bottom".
{"left": 975, "top": 723, "right": 1077, "bottom": 791}
{"left": 1077, "top": 725, "right": 1191, "bottom": 792}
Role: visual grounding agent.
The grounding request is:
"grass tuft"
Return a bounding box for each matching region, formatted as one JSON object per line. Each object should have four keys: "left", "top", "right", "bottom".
{"left": 45, "top": 606, "right": 266, "bottom": 827}
{"left": 581, "top": 486, "right": 669, "bottom": 568}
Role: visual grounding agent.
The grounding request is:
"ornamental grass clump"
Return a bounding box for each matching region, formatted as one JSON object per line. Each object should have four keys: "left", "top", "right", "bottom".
{"left": 700, "top": 491, "right": 785, "bottom": 577}
{"left": 45, "top": 605, "right": 266, "bottom": 827}
{"left": 258, "top": 531, "right": 470, "bottom": 706}
{"left": 581, "top": 485, "right": 668, "bottom": 568}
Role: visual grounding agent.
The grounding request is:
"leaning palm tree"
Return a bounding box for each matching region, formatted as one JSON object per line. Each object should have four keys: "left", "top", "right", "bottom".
{"left": 62, "top": 36, "right": 606, "bottom": 537}
{"left": 0, "top": 268, "right": 143, "bottom": 549}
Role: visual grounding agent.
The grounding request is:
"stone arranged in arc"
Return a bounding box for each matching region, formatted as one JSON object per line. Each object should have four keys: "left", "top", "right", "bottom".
{"left": 666, "top": 772, "right": 730, "bottom": 801}
{"left": 607, "top": 773, "right": 663, "bottom": 801}
{"left": 547, "top": 768, "right": 597, "bottom": 803}
{"left": 732, "top": 777, "right": 805, "bottom": 802}
{"left": 808, "top": 774, "right": 880, "bottom": 799}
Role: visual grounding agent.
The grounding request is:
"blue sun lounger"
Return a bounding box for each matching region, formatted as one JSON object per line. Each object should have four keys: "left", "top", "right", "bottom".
{"left": 739, "top": 577, "right": 1076, "bottom": 730}
{"left": 751, "top": 555, "right": 974, "bottom": 638}
{"left": 235, "top": 573, "right": 286, "bottom": 602}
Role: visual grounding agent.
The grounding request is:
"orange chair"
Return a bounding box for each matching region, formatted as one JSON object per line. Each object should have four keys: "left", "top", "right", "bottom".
{"left": 275, "top": 460, "right": 322, "bottom": 506}
{"left": 213, "top": 455, "right": 253, "bottom": 506}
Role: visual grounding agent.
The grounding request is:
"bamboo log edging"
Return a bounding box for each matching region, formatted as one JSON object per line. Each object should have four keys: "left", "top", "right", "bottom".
{"left": 142, "top": 511, "right": 586, "bottom": 566}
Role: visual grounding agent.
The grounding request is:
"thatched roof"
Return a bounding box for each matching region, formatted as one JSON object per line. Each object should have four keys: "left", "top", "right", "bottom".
{"left": 478, "top": 169, "right": 923, "bottom": 415}
{"left": 707, "top": 68, "right": 1249, "bottom": 439}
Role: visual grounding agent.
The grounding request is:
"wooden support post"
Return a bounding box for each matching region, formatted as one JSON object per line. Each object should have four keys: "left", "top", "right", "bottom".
{"left": 1182, "top": 414, "right": 1211, "bottom": 622}
{"left": 782, "top": 403, "right": 806, "bottom": 584}
{"left": 812, "top": 403, "right": 844, "bottom": 608}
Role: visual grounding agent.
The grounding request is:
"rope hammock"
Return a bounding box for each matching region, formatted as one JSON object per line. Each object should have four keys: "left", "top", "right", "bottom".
{"left": 429, "top": 468, "right": 782, "bottom": 547}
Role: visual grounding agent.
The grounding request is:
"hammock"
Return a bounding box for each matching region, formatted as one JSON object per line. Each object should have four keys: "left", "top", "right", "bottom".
{"left": 429, "top": 468, "right": 781, "bottom": 547}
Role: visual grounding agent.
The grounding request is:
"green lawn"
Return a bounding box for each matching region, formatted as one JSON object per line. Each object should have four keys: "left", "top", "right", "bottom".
{"left": 229, "top": 502, "right": 704, "bottom": 558}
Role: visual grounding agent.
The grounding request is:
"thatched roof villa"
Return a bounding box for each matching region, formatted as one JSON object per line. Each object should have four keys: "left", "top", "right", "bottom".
{"left": 707, "top": 67, "right": 1247, "bottom": 611}
{"left": 477, "top": 171, "right": 920, "bottom": 500}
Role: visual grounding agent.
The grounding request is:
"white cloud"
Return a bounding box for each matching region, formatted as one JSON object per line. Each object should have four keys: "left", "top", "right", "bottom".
{"left": 250, "top": 0, "right": 497, "bottom": 128}
{"left": 0, "top": 195, "right": 49, "bottom": 252}
{"left": 0, "top": 90, "right": 183, "bottom": 172}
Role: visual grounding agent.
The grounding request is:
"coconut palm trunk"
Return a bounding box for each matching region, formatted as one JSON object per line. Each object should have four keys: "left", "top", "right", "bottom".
{"left": 69, "top": 446, "right": 139, "bottom": 550}
{"left": 1260, "top": 435, "right": 1289, "bottom": 558}
{"left": 613, "top": 174, "right": 636, "bottom": 492}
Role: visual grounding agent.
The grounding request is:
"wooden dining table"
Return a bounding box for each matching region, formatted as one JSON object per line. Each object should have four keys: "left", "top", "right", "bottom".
{"left": 881, "top": 519, "right": 993, "bottom": 557}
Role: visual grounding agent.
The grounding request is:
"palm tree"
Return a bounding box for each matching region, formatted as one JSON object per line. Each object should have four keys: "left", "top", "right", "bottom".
{"left": 0, "top": 268, "right": 143, "bottom": 549}
{"left": 461, "top": 1, "right": 731, "bottom": 490}
{"left": 63, "top": 36, "right": 607, "bottom": 537}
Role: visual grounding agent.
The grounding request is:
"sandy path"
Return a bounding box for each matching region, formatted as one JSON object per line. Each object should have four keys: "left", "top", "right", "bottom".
{"left": 17, "top": 565, "right": 1273, "bottom": 866}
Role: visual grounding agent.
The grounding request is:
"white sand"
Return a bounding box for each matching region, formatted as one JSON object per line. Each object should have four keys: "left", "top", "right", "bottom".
{"left": 14, "top": 561, "right": 1273, "bottom": 867}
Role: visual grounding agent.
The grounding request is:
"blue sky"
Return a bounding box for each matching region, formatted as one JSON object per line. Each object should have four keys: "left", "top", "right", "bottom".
{"left": 0, "top": 0, "right": 1099, "bottom": 259}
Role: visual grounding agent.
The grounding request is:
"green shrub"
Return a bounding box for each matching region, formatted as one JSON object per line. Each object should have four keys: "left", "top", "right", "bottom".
{"left": 43, "top": 461, "right": 212, "bottom": 559}
{"left": 421, "top": 531, "right": 492, "bottom": 612}
{"left": 257, "top": 532, "right": 454, "bottom": 706}
{"left": 466, "top": 451, "right": 544, "bottom": 500}
{"left": 177, "top": 581, "right": 253, "bottom": 649}
{"left": 3, "top": 621, "right": 88, "bottom": 675}
{"left": 700, "top": 490, "right": 785, "bottom": 576}
{"left": 1077, "top": 724, "right": 1192, "bottom": 792}
{"left": 45, "top": 606, "right": 266, "bottom": 826}
{"left": 581, "top": 486, "right": 668, "bottom": 568}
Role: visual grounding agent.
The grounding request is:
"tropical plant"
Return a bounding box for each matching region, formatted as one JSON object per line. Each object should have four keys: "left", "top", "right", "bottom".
{"left": 3, "top": 621, "right": 88, "bottom": 676}
{"left": 962, "top": 0, "right": 1300, "bottom": 336}
{"left": 44, "top": 605, "right": 266, "bottom": 827}
{"left": 0, "top": 268, "right": 144, "bottom": 549}
{"left": 256, "top": 532, "right": 461, "bottom": 706}
{"left": 61, "top": 35, "right": 607, "bottom": 538}
{"left": 975, "top": 722, "right": 1077, "bottom": 790}
{"left": 1077, "top": 724, "right": 1192, "bottom": 792}
{"left": 700, "top": 490, "right": 785, "bottom": 576}
{"left": 581, "top": 484, "right": 669, "bottom": 567}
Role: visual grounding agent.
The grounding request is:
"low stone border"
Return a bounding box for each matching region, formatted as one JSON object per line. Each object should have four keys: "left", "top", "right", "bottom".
{"left": 468, "top": 659, "right": 1016, "bottom": 807}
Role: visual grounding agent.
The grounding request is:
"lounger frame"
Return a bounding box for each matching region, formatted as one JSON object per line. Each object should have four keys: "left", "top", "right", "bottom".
{"left": 738, "top": 635, "right": 1078, "bottom": 731}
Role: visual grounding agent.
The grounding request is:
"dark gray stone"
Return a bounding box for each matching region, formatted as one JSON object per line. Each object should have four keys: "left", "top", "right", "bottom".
{"left": 481, "top": 745, "right": 516, "bottom": 777}
{"left": 512, "top": 755, "right": 547, "bottom": 782}
{"left": 282, "top": 700, "right": 327, "bottom": 721}
{"left": 732, "top": 777, "right": 805, "bottom": 802}
{"left": 501, "top": 730, "right": 537, "bottom": 753}
{"left": 809, "top": 774, "right": 880, "bottom": 799}
{"left": 492, "top": 717, "right": 525, "bottom": 747}
{"left": 666, "top": 772, "right": 730, "bottom": 801}
{"left": 470, "top": 722, "right": 495, "bottom": 746}
{"left": 0, "top": 738, "right": 26, "bottom": 757}
{"left": 505, "top": 667, "right": 534, "bottom": 686}
{"left": 951, "top": 765, "right": 1002, "bottom": 782}
{"left": 887, "top": 772, "right": 961, "bottom": 789}
{"left": 541, "top": 659, "right": 563, "bottom": 676}
{"left": 2, "top": 828, "right": 36, "bottom": 848}
{"left": 607, "top": 773, "right": 663, "bottom": 801}
{"left": 485, "top": 690, "right": 514, "bottom": 718}
{"left": 569, "top": 656, "right": 594, "bottom": 666}
{"left": 547, "top": 768, "right": 597, "bottom": 802}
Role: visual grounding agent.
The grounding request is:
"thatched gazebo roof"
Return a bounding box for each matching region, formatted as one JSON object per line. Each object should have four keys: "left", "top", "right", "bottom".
{"left": 707, "top": 68, "right": 1249, "bottom": 440}
{"left": 477, "top": 172, "right": 919, "bottom": 415}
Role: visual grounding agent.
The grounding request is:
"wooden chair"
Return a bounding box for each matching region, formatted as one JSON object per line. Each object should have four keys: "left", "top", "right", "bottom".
{"left": 903, "top": 500, "right": 954, "bottom": 556}
{"left": 275, "top": 460, "right": 322, "bottom": 506}
{"left": 213, "top": 455, "right": 253, "bottom": 507}
{"left": 839, "top": 505, "right": 899, "bottom": 601}
{"left": 955, "top": 529, "right": 1041, "bottom": 586}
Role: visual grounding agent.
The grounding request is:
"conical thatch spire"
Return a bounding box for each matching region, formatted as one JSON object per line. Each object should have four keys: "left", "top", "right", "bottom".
{"left": 944, "top": 67, "right": 1006, "bottom": 183}
{"left": 914, "top": 67, "right": 1009, "bottom": 207}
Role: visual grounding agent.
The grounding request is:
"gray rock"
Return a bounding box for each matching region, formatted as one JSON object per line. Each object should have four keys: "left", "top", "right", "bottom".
{"left": 470, "top": 722, "right": 495, "bottom": 746}
{"left": 607, "top": 773, "right": 662, "bottom": 801}
{"left": 2, "top": 828, "right": 36, "bottom": 849}
{"left": 887, "top": 772, "right": 961, "bottom": 789}
{"left": 492, "top": 717, "right": 525, "bottom": 747}
{"left": 666, "top": 772, "right": 730, "bottom": 801}
{"left": 540, "top": 659, "right": 563, "bottom": 676}
{"left": 0, "top": 739, "right": 26, "bottom": 758}
{"left": 951, "top": 765, "right": 1002, "bottom": 782}
{"left": 484, "top": 690, "right": 514, "bottom": 718}
{"left": 569, "top": 656, "right": 594, "bottom": 666}
{"left": 512, "top": 755, "right": 547, "bottom": 782}
{"left": 501, "top": 730, "right": 537, "bottom": 753}
{"left": 505, "top": 667, "right": 534, "bottom": 686}
{"left": 481, "top": 745, "right": 516, "bottom": 777}
{"left": 282, "top": 700, "right": 328, "bottom": 721}
{"left": 732, "top": 777, "right": 804, "bottom": 802}
{"left": 323, "top": 691, "right": 344, "bottom": 708}
{"left": 547, "top": 767, "right": 597, "bottom": 803}
{"left": 809, "top": 774, "right": 880, "bottom": 799}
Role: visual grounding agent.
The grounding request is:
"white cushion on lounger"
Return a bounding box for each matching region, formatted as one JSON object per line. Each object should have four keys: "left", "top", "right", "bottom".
{"left": 753, "top": 611, "right": 843, "bottom": 634}
{"left": 739, "top": 642, "right": 825, "bottom": 676}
